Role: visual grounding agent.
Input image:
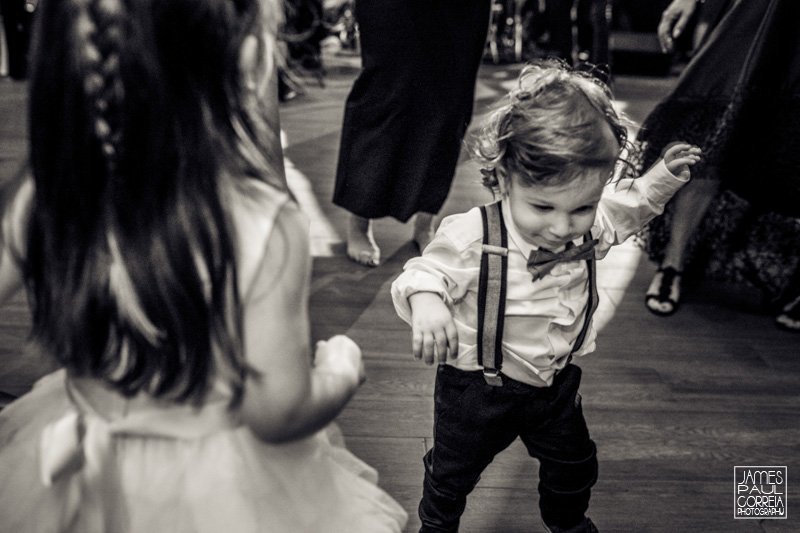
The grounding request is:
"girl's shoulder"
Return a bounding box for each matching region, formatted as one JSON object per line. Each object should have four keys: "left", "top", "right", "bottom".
{"left": 228, "top": 178, "right": 306, "bottom": 299}
{"left": 229, "top": 178, "right": 295, "bottom": 238}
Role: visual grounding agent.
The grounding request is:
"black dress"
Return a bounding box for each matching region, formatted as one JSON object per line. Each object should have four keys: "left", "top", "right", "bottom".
{"left": 333, "top": 0, "right": 492, "bottom": 223}
{"left": 635, "top": 0, "right": 800, "bottom": 303}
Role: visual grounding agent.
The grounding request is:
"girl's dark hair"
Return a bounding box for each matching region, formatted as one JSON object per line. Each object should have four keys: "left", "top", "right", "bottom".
{"left": 24, "top": 0, "right": 282, "bottom": 406}
{"left": 473, "top": 59, "right": 631, "bottom": 193}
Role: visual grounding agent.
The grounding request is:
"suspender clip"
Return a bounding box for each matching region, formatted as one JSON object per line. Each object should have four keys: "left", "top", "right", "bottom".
{"left": 481, "top": 244, "right": 508, "bottom": 257}
{"left": 482, "top": 368, "right": 503, "bottom": 387}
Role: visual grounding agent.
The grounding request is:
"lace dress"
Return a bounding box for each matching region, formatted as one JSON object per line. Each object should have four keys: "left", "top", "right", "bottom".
{"left": 0, "top": 180, "right": 408, "bottom": 533}
{"left": 634, "top": 0, "right": 800, "bottom": 303}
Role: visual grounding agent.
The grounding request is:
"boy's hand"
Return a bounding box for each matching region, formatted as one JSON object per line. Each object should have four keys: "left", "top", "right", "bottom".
{"left": 662, "top": 142, "right": 701, "bottom": 181}
{"left": 408, "top": 292, "right": 459, "bottom": 365}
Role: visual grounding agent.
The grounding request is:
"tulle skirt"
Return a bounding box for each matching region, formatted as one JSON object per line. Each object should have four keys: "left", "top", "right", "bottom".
{"left": 0, "top": 370, "right": 408, "bottom": 533}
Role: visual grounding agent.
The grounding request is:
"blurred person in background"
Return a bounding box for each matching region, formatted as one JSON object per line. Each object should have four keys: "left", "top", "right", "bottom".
{"left": 0, "top": 0, "right": 34, "bottom": 79}
{"left": 637, "top": 0, "right": 800, "bottom": 332}
{"left": 333, "top": 0, "right": 492, "bottom": 267}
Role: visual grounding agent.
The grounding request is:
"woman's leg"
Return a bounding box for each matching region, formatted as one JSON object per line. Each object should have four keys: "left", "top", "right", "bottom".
{"left": 646, "top": 178, "right": 719, "bottom": 315}
{"left": 660, "top": 178, "right": 720, "bottom": 271}
{"left": 546, "top": 0, "right": 576, "bottom": 64}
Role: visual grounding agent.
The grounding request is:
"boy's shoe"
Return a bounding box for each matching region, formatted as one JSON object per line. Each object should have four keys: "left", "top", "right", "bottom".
{"left": 542, "top": 517, "right": 599, "bottom": 533}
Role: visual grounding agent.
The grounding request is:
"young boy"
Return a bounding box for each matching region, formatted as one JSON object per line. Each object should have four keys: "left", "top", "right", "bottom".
{"left": 390, "top": 62, "right": 700, "bottom": 533}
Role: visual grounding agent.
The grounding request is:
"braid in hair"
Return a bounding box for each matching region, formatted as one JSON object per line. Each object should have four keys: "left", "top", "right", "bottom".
{"left": 73, "top": 0, "right": 125, "bottom": 177}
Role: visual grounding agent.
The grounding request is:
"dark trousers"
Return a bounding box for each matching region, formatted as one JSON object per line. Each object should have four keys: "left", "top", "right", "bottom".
{"left": 419, "top": 364, "right": 598, "bottom": 532}
{"left": 544, "top": 0, "right": 609, "bottom": 66}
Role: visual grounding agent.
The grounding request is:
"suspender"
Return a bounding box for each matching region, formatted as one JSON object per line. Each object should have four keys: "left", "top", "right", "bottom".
{"left": 477, "top": 201, "right": 598, "bottom": 387}
{"left": 477, "top": 202, "right": 508, "bottom": 387}
{"left": 573, "top": 243, "right": 599, "bottom": 356}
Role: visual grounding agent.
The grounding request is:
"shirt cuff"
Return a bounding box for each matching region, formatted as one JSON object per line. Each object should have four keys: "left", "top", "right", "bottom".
{"left": 637, "top": 158, "right": 689, "bottom": 205}
{"left": 390, "top": 271, "right": 452, "bottom": 325}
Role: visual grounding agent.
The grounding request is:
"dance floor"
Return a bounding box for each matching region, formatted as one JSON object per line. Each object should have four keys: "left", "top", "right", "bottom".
{"left": 1, "top": 44, "right": 798, "bottom": 532}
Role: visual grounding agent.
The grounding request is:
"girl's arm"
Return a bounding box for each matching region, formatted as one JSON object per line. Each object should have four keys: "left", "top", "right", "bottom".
{"left": 0, "top": 243, "right": 24, "bottom": 305}
{"left": 0, "top": 178, "right": 32, "bottom": 306}
{"left": 237, "top": 33, "right": 361, "bottom": 443}
{"left": 239, "top": 202, "right": 363, "bottom": 444}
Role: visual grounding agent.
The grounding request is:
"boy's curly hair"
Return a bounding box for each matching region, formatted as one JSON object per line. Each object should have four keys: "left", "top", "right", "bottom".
{"left": 473, "top": 59, "right": 632, "bottom": 194}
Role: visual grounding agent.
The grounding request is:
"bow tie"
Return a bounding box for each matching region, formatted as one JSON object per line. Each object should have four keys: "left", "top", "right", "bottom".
{"left": 527, "top": 239, "right": 599, "bottom": 281}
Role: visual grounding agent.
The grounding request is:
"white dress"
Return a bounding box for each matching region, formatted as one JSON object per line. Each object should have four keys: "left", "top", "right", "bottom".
{"left": 0, "top": 180, "right": 408, "bottom": 533}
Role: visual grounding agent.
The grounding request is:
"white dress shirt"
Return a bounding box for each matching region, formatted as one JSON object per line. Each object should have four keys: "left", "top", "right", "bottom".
{"left": 391, "top": 160, "right": 687, "bottom": 387}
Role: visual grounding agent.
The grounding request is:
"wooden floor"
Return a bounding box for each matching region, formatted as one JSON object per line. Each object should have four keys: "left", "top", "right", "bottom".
{"left": 2, "top": 46, "right": 799, "bottom": 532}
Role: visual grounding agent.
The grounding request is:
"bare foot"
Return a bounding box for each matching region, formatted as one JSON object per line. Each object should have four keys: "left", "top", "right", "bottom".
{"left": 346, "top": 215, "right": 380, "bottom": 267}
{"left": 412, "top": 212, "right": 435, "bottom": 253}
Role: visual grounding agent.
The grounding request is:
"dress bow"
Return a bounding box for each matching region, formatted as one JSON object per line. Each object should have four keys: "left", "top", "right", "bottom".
{"left": 527, "top": 239, "right": 599, "bottom": 281}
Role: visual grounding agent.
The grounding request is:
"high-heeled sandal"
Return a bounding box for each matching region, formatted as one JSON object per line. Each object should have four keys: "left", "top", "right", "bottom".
{"left": 775, "top": 294, "right": 800, "bottom": 332}
{"left": 646, "top": 267, "right": 682, "bottom": 316}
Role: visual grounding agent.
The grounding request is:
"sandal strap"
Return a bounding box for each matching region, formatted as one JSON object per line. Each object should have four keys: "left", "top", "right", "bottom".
{"left": 657, "top": 267, "right": 681, "bottom": 300}
{"left": 781, "top": 294, "right": 800, "bottom": 320}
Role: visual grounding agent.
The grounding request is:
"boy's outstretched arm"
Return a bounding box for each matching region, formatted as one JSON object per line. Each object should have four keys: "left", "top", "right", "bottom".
{"left": 591, "top": 142, "right": 700, "bottom": 257}
{"left": 408, "top": 292, "right": 459, "bottom": 365}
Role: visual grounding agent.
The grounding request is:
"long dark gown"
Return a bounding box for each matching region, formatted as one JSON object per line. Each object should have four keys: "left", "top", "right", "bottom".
{"left": 333, "top": 0, "right": 492, "bottom": 223}
{"left": 635, "top": 0, "right": 800, "bottom": 303}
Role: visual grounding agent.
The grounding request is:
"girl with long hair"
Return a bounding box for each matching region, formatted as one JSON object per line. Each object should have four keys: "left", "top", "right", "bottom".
{"left": 0, "top": 0, "right": 407, "bottom": 530}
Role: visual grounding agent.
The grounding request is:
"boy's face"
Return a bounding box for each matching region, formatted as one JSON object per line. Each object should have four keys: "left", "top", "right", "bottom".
{"left": 503, "top": 168, "right": 608, "bottom": 251}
